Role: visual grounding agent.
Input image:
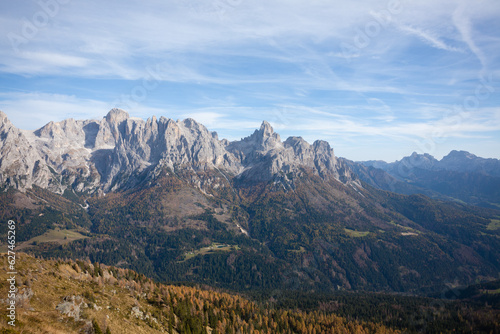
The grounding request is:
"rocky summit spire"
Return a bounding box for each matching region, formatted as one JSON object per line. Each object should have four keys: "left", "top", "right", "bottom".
{"left": 259, "top": 120, "right": 274, "bottom": 137}
{"left": 105, "top": 108, "right": 129, "bottom": 123}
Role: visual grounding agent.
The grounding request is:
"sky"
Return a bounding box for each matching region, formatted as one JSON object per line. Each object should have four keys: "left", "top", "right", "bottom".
{"left": 0, "top": 0, "right": 499, "bottom": 162}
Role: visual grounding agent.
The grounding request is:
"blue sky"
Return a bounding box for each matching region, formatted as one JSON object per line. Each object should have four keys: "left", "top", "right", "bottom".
{"left": 0, "top": 0, "right": 499, "bottom": 162}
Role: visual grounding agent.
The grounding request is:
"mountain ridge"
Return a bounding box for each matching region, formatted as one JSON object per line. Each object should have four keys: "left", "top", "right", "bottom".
{"left": 362, "top": 150, "right": 500, "bottom": 178}
{"left": 0, "top": 109, "right": 359, "bottom": 196}
{"left": 356, "top": 151, "right": 500, "bottom": 208}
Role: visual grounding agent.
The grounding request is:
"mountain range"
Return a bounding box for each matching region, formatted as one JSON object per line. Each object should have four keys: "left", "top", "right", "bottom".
{"left": 349, "top": 151, "right": 500, "bottom": 209}
{"left": 0, "top": 108, "right": 357, "bottom": 195}
{"left": 0, "top": 109, "right": 499, "bottom": 296}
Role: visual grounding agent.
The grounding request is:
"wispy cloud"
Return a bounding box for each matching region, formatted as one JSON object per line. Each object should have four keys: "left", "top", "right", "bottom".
{"left": 452, "top": 4, "right": 487, "bottom": 73}
{"left": 397, "top": 25, "right": 463, "bottom": 52}
{"left": 0, "top": 52, "right": 90, "bottom": 75}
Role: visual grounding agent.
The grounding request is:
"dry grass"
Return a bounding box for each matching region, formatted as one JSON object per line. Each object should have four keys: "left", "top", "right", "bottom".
{"left": 0, "top": 253, "right": 401, "bottom": 334}
{"left": 0, "top": 253, "right": 164, "bottom": 333}
{"left": 0, "top": 228, "right": 89, "bottom": 253}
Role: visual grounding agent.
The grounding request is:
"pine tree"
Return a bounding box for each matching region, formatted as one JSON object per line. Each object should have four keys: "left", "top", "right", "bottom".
{"left": 93, "top": 319, "right": 103, "bottom": 334}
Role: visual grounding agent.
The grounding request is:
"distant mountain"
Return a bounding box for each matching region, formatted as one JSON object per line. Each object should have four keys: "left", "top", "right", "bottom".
{"left": 357, "top": 151, "right": 500, "bottom": 208}
{"left": 362, "top": 151, "right": 500, "bottom": 178}
{"left": 440, "top": 150, "right": 500, "bottom": 177}
{"left": 1, "top": 110, "right": 499, "bottom": 296}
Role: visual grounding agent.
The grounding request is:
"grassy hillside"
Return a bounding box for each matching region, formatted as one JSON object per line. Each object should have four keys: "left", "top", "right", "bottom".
{"left": 0, "top": 253, "right": 398, "bottom": 334}
{"left": 1, "top": 254, "right": 499, "bottom": 333}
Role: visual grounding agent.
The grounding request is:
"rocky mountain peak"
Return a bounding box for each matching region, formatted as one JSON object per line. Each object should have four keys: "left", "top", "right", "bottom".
{"left": 397, "top": 152, "right": 439, "bottom": 171}
{"left": 439, "top": 150, "right": 500, "bottom": 177}
{"left": 253, "top": 121, "right": 282, "bottom": 151}
{"left": 443, "top": 150, "right": 476, "bottom": 161}
{"left": 227, "top": 121, "right": 283, "bottom": 161}
{"left": 256, "top": 121, "right": 282, "bottom": 146}
{"left": 0, "top": 110, "right": 9, "bottom": 122}
{"left": 313, "top": 140, "right": 332, "bottom": 154}
{"left": 409, "top": 152, "right": 436, "bottom": 160}
{"left": 105, "top": 108, "right": 129, "bottom": 123}
{"left": 182, "top": 118, "right": 200, "bottom": 129}
{"left": 259, "top": 120, "right": 274, "bottom": 136}
{"left": 283, "top": 136, "right": 308, "bottom": 151}
{"left": 0, "top": 111, "right": 14, "bottom": 134}
{"left": 0, "top": 112, "right": 55, "bottom": 192}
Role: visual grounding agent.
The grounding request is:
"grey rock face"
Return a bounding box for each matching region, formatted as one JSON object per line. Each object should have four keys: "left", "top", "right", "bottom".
{"left": 228, "top": 122, "right": 358, "bottom": 185}
{"left": 0, "top": 111, "right": 54, "bottom": 191}
{"left": 0, "top": 109, "right": 357, "bottom": 194}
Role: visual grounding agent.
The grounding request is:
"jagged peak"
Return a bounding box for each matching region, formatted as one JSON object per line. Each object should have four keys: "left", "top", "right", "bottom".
{"left": 34, "top": 120, "right": 56, "bottom": 137}
{"left": 182, "top": 117, "right": 202, "bottom": 129}
{"left": 313, "top": 140, "right": 332, "bottom": 153}
{"left": 0, "top": 110, "right": 12, "bottom": 126}
{"left": 159, "top": 116, "right": 170, "bottom": 124}
{"left": 256, "top": 121, "right": 280, "bottom": 143}
{"left": 260, "top": 120, "right": 273, "bottom": 133}
{"left": 232, "top": 121, "right": 280, "bottom": 146}
{"left": 105, "top": 108, "right": 129, "bottom": 123}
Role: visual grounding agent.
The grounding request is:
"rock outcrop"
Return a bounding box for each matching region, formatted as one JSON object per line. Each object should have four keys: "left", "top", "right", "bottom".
{"left": 0, "top": 111, "right": 54, "bottom": 191}
{"left": 56, "top": 295, "right": 85, "bottom": 321}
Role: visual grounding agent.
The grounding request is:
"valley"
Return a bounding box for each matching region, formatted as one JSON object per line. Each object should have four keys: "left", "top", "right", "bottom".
{"left": 0, "top": 110, "right": 499, "bottom": 332}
